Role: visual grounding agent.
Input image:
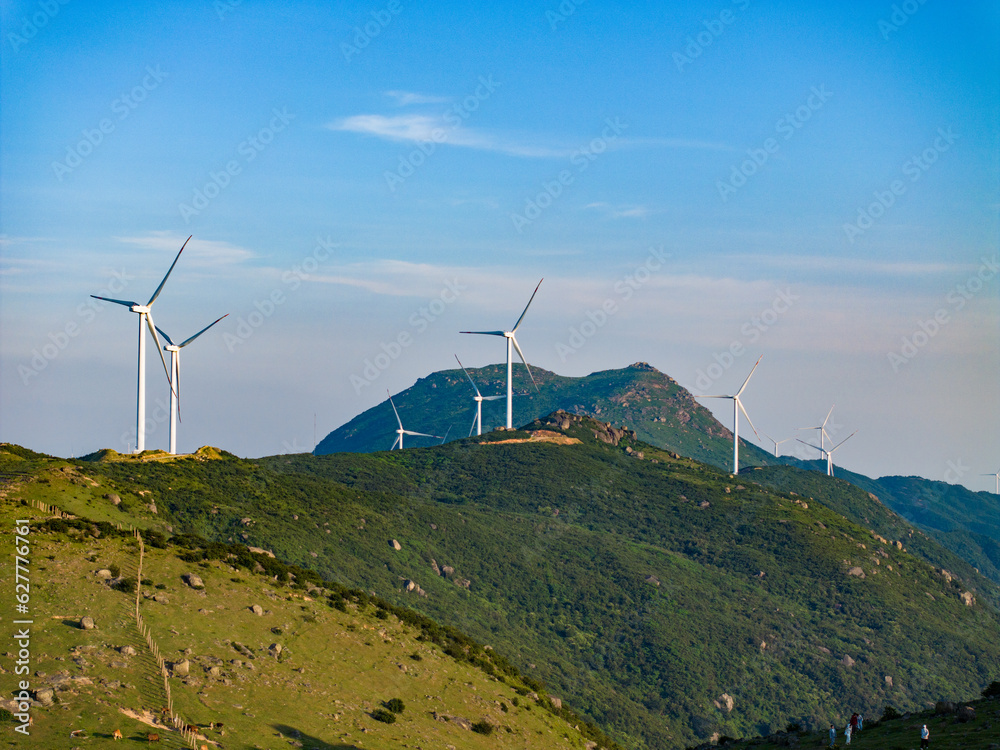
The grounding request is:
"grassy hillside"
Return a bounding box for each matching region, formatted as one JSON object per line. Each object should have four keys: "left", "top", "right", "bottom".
{"left": 0, "top": 473, "right": 613, "bottom": 749}
{"left": 8, "top": 417, "right": 999, "bottom": 749}
{"left": 317, "top": 362, "right": 777, "bottom": 471}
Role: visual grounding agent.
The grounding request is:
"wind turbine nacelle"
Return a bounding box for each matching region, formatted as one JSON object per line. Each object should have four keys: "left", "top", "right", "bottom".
{"left": 131, "top": 304, "right": 151, "bottom": 314}
{"left": 165, "top": 344, "right": 180, "bottom": 352}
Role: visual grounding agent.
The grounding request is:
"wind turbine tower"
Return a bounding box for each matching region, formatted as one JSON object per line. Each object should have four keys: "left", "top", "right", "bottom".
{"left": 696, "top": 355, "right": 763, "bottom": 474}
{"left": 455, "top": 355, "right": 504, "bottom": 436}
{"left": 91, "top": 236, "right": 189, "bottom": 452}
{"left": 156, "top": 314, "right": 229, "bottom": 455}
{"left": 461, "top": 279, "right": 543, "bottom": 429}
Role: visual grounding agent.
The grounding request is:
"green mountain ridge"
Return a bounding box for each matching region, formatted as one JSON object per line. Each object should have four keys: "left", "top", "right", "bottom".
{"left": 322, "top": 362, "right": 1000, "bottom": 590}
{"left": 6, "top": 411, "right": 997, "bottom": 748}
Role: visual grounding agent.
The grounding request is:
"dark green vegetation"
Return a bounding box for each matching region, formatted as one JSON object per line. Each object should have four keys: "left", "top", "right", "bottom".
{"left": 317, "top": 361, "right": 776, "bottom": 470}
{"left": 322, "top": 362, "right": 1000, "bottom": 592}
{"left": 699, "top": 694, "right": 1000, "bottom": 750}
{"left": 5, "top": 410, "right": 999, "bottom": 749}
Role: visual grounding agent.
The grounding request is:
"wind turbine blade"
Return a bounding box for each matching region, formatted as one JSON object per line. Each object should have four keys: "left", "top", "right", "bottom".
{"left": 512, "top": 278, "right": 544, "bottom": 332}
{"left": 387, "top": 391, "right": 404, "bottom": 430}
{"left": 482, "top": 395, "right": 505, "bottom": 401}
{"left": 796, "top": 438, "right": 822, "bottom": 452}
{"left": 391, "top": 434, "right": 401, "bottom": 450}
{"left": 147, "top": 235, "right": 191, "bottom": 305}
{"left": 455, "top": 354, "right": 483, "bottom": 398}
{"left": 830, "top": 430, "right": 858, "bottom": 452}
{"left": 822, "top": 405, "right": 835, "bottom": 427}
{"left": 179, "top": 313, "right": 229, "bottom": 347}
{"left": 91, "top": 295, "right": 139, "bottom": 308}
{"left": 510, "top": 335, "right": 538, "bottom": 392}
{"left": 460, "top": 330, "right": 506, "bottom": 336}
{"left": 698, "top": 394, "right": 731, "bottom": 400}
{"left": 154, "top": 325, "right": 177, "bottom": 347}
{"left": 145, "top": 313, "right": 176, "bottom": 398}
{"left": 403, "top": 430, "right": 442, "bottom": 439}
{"left": 468, "top": 411, "right": 479, "bottom": 437}
{"left": 735, "top": 355, "right": 763, "bottom": 397}
{"left": 440, "top": 426, "right": 451, "bottom": 444}
{"left": 737, "top": 399, "right": 760, "bottom": 441}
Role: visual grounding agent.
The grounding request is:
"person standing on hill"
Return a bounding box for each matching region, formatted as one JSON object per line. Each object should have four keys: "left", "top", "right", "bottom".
{"left": 845, "top": 721, "right": 852, "bottom": 744}
{"left": 850, "top": 712, "right": 858, "bottom": 733}
{"left": 829, "top": 723, "right": 836, "bottom": 747}
{"left": 921, "top": 724, "right": 930, "bottom": 748}
{"left": 857, "top": 713, "right": 863, "bottom": 732}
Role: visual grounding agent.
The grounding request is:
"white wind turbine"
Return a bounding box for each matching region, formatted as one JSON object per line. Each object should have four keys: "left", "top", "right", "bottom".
{"left": 91, "top": 236, "right": 189, "bottom": 453}
{"left": 696, "top": 355, "right": 763, "bottom": 475}
{"left": 387, "top": 390, "right": 442, "bottom": 450}
{"left": 461, "top": 279, "right": 543, "bottom": 429}
{"left": 981, "top": 469, "right": 1000, "bottom": 494}
{"left": 797, "top": 430, "right": 857, "bottom": 477}
{"left": 155, "top": 314, "right": 229, "bottom": 455}
{"left": 455, "top": 355, "right": 504, "bottom": 436}
{"left": 797, "top": 405, "right": 835, "bottom": 456}
{"left": 762, "top": 433, "right": 793, "bottom": 457}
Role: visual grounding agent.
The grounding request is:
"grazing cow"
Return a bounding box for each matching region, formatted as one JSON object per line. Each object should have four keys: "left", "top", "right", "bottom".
{"left": 70, "top": 729, "right": 87, "bottom": 737}
{"left": 186, "top": 723, "right": 199, "bottom": 732}
{"left": 147, "top": 732, "right": 160, "bottom": 742}
{"left": 113, "top": 728, "right": 123, "bottom": 740}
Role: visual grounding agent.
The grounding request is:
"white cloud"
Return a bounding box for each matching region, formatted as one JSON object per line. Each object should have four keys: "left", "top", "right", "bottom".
{"left": 114, "top": 232, "right": 256, "bottom": 267}
{"left": 385, "top": 90, "right": 451, "bottom": 106}
{"left": 329, "top": 114, "right": 570, "bottom": 158}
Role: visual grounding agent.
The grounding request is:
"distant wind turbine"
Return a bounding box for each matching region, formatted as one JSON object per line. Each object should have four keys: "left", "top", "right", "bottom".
{"left": 797, "top": 430, "right": 857, "bottom": 477}
{"left": 155, "top": 314, "right": 229, "bottom": 455}
{"left": 387, "top": 390, "right": 442, "bottom": 450}
{"left": 797, "top": 405, "right": 835, "bottom": 456}
{"left": 981, "top": 469, "right": 1000, "bottom": 494}
{"left": 91, "top": 236, "right": 189, "bottom": 453}
{"left": 762, "top": 433, "right": 793, "bottom": 457}
{"left": 455, "top": 355, "right": 504, "bottom": 436}
{"left": 461, "top": 279, "right": 543, "bottom": 429}
{"left": 696, "top": 355, "right": 762, "bottom": 475}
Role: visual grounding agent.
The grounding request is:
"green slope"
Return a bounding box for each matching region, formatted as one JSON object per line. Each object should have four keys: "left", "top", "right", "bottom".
{"left": 0, "top": 466, "right": 613, "bottom": 750}
{"left": 17, "top": 417, "right": 1000, "bottom": 748}
{"left": 317, "top": 362, "right": 777, "bottom": 471}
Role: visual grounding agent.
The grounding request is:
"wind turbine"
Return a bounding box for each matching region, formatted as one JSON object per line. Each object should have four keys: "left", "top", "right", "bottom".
{"left": 91, "top": 236, "right": 189, "bottom": 453}
{"left": 797, "top": 405, "right": 835, "bottom": 456}
{"left": 981, "top": 469, "right": 1000, "bottom": 494}
{"left": 797, "top": 430, "right": 857, "bottom": 476}
{"left": 762, "top": 433, "right": 793, "bottom": 457}
{"left": 461, "top": 279, "right": 543, "bottom": 429}
{"left": 387, "top": 390, "right": 442, "bottom": 450}
{"left": 155, "top": 314, "right": 229, "bottom": 455}
{"left": 455, "top": 355, "right": 504, "bottom": 436}
{"left": 696, "top": 355, "right": 763, "bottom": 474}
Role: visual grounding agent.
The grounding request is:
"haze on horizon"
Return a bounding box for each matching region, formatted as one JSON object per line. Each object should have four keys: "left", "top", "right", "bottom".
{"left": 1, "top": 1, "right": 997, "bottom": 492}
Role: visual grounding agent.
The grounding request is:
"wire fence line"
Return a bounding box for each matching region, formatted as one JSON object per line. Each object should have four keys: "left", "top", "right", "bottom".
{"left": 25, "top": 497, "right": 203, "bottom": 749}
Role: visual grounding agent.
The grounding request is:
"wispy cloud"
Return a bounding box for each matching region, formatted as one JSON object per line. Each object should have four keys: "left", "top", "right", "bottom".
{"left": 385, "top": 90, "right": 451, "bottom": 106}
{"left": 584, "top": 202, "right": 654, "bottom": 219}
{"left": 115, "top": 232, "right": 256, "bottom": 267}
{"left": 328, "top": 114, "right": 570, "bottom": 158}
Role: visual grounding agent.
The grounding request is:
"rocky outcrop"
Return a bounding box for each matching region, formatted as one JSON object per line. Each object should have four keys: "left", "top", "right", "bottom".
{"left": 80, "top": 616, "right": 96, "bottom": 630}
{"left": 183, "top": 573, "right": 205, "bottom": 590}
{"left": 390, "top": 539, "right": 402, "bottom": 551}
{"left": 846, "top": 567, "right": 865, "bottom": 578}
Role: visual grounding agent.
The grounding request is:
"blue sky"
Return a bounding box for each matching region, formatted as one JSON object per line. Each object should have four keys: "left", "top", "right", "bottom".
{"left": 1, "top": 1, "right": 997, "bottom": 490}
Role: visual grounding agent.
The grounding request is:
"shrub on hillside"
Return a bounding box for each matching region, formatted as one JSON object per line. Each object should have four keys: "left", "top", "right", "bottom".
{"left": 385, "top": 698, "right": 405, "bottom": 714}
{"left": 983, "top": 680, "right": 1000, "bottom": 698}
{"left": 371, "top": 708, "right": 395, "bottom": 724}
{"left": 881, "top": 705, "right": 902, "bottom": 721}
{"left": 471, "top": 720, "right": 493, "bottom": 735}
